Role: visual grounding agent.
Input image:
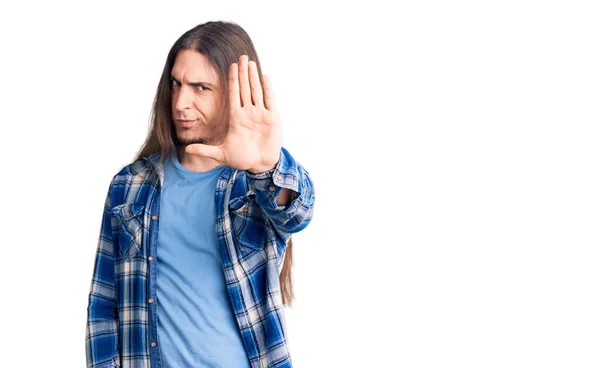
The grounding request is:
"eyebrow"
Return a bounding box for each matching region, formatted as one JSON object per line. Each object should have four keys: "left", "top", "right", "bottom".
{"left": 170, "top": 75, "right": 217, "bottom": 88}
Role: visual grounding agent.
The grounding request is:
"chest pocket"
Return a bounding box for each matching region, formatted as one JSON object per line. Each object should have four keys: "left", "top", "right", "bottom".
{"left": 112, "top": 203, "right": 146, "bottom": 260}
{"left": 229, "top": 195, "right": 270, "bottom": 256}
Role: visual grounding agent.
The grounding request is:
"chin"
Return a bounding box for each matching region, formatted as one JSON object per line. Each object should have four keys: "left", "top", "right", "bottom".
{"left": 176, "top": 136, "right": 209, "bottom": 146}
{"left": 174, "top": 124, "right": 223, "bottom": 146}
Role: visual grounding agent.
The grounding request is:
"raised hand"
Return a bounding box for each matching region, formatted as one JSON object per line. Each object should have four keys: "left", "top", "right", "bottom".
{"left": 185, "top": 54, "right": 282, "bottom": 173}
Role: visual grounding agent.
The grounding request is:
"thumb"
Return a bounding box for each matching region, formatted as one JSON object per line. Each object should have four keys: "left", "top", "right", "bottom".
{"left": 185, "top": 144, "right": 225, "bottom": 163}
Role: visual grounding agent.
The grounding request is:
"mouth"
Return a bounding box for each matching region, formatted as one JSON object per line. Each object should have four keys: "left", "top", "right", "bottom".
{"left": 175, "top": 119, "right": 197, "bottom": 128}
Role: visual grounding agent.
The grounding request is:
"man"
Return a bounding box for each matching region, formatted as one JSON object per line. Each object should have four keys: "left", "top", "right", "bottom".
{"left": 85, "top": 21, "right": 315, "bottom": 368}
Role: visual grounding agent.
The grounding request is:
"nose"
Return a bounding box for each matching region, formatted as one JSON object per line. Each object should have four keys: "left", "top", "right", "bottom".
{"left": 173, "top": 85, "right": 193, "bottom": 112}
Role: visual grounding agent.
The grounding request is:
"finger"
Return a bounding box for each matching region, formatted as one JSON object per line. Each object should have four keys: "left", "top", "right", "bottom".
{"left": 228, "top": 63, "right": 241, "bottom": 109}
{"left": 238, "top": 55, "right": 252, "bottom": 107}
{"left": 185, "top": 144, "right": 225, "bottom": 163}
{"left": 262, "top": 75, "right": 276, "bottom": 111}
{"left": 248, "top": 60, "right": 263, "bottom": 107}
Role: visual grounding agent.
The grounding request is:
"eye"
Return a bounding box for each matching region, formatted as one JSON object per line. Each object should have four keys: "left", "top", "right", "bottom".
{"left": 195, "top": 85, "right": 209, "bottom": 92}
{"left": 170, "top": 78, "right": 180, "bottom": 87}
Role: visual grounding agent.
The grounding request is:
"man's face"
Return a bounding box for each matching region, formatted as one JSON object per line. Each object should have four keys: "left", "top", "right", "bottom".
{"left": 170, "top": 49, "right": 224, "bottom": 146}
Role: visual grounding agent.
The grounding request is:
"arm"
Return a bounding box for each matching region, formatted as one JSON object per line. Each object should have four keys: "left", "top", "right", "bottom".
{"left": 184, "top": 56, "right": 315, "bottom": 236}
{"left": 246, "top": 147, "right": 315, "bottom": 237}
{"left": 85, "top": 184, "right": 121, "bottom": 368}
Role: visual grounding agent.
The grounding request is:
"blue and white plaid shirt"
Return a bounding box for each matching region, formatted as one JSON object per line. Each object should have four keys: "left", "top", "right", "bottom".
{"left": 85, "top": 147, "right": 315, "bottom": 368}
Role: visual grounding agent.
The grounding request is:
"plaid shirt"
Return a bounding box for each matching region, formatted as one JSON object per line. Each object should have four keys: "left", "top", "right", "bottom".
{"left": 85, "top": 147, "right": 315, "bottom": 368}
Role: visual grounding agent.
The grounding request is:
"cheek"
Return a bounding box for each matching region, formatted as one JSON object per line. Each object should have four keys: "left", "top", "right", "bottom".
{"left": 193, "top": 97, "right": 218, "bottom": 115}
{"left": 170, "top": 90, "right": 179, "bottom": 110}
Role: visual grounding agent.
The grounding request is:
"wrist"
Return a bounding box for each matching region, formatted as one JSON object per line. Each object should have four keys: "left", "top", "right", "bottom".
{"left": 247, "top": 163, "right": 276, "bottom": 174}
{"left": 247, "top": 150, "right": 283, "bottom": 175}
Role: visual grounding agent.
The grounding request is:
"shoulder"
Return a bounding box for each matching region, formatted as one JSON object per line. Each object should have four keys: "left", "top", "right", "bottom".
{"left": 108, "top": 153, "right": 161, "bottom": 205}
{"left": 113, "top": 153, "right": 160, "bottom": 181}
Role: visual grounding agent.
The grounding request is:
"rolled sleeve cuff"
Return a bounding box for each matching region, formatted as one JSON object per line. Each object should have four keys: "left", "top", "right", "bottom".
{"left": 246, "top": 148, "right": 301, "bottom": 211}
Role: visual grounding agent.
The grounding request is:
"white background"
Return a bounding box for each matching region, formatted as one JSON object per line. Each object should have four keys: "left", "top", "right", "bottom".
{"left": 0, "top": 1, "right": 599, "bottom": 367}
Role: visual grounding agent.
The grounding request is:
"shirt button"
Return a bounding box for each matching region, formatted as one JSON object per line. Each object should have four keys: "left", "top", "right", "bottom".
{"left": 151, "top": 342, "right": 157, "bottom": 347}
{"left": 269, "top": 186, "right": 275, "bottom": 192}
{"left": 125, "top": 211, "right": 131, "bottom": 216}
{"left": 277, "top": 174, "right": 283, "bottom": 181}
{"left": 152, "top": 215, "right": 158, "bottom": 220}
{"left": 148, "top": 298, "right": 154, "bottom": 303}
{"left": 148, "top": 256, "right": 154, "bottom": 261}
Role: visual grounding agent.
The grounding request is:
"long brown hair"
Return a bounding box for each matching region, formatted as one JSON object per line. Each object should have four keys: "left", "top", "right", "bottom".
{"left": 133, "top": 21, "right": 295, "bottom": 307}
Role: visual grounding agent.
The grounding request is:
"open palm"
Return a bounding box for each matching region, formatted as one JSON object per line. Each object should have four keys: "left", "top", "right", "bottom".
{"left": 185, "top": 54, "right": 282, "bottom": 173}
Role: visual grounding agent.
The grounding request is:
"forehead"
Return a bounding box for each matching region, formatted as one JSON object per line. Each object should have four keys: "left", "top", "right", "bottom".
{"left": 171, "top": 49, "right": 220, "bottom": 84}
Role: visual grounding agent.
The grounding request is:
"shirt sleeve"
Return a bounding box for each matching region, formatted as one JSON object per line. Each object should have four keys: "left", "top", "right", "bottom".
{"left": 85, "top": 180, "right": 121, "bottom": 368}
{"left": 245, "top": 147, "right": 315, "bottom": 237}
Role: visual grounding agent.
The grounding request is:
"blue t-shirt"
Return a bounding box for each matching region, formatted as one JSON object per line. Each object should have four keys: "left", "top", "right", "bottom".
{"left": 156, "top": 151, "right": 251, "bottom": 367}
